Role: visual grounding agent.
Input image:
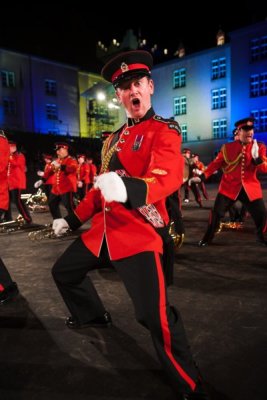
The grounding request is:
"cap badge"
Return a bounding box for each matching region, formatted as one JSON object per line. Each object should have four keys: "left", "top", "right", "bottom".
{"left": 121, "top": 62, "right": 129, "bottom": 73}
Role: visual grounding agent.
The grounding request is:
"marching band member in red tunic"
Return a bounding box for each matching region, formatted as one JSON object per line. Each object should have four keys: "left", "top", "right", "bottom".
{"left": 0, "top": 130, "right": 9, "bottom": 219}
{"left": 43, "top": 143, "right": 77, "bottom": 219}
{"left": 35, "top": 154, "right": 55, "bottom": 199}
{"left": 87, "top": 157, "right": 97, "bottom": 189}
{"left": 76, "top": 154, "right": 89, "bottom": 200}
{"left": 197, "top": 117, "right": 267, "bottom": 246}
{"left": 4, "top": 141, "right": 32, "bottom": 223}
{"left": 51, "top": 50, "right": 210, "bottom": 400}
{"left": 0, "top": 130, "right": 19, "bottom": 304}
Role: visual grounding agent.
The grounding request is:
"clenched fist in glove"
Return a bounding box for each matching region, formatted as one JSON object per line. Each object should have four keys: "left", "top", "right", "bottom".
{"left": 51, "top": 160, "right": 60, "bottom": 169}
{"left": 37, "top": 170, "right": 44, "bottom": 177}
{"left": 251, "top": 139, "right": 259, "bottom": 159}
{"left": 94, "top": 172, "right": 127, "bottom": 203}
{"left": 52, "top": 218, "right": 70, "bottom": 236}
{"left": 34, "top": 179, "right": 43, "bottom": 188}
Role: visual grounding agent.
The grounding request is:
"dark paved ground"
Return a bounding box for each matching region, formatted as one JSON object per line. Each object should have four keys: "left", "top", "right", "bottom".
{"left": 1, "top": 181, "right": 267, "bottom": 400}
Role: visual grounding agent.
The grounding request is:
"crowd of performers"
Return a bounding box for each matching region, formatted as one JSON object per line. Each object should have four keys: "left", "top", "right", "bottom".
{"left": 1, "top": 116, "right": 267, "bottom": 308}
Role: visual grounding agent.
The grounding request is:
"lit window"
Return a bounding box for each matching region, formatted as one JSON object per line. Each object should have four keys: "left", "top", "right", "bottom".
{"left": 45, "top": 79, "right": 57, "bottom": 96}
{"left": 250, "top": 35, "right": 267, "bottom": 62}
{"left": 211, "top": 58, "right": 226, "bottom": 80}
{"left": 173, "top": 68, "right": 186, "bottom": 88}
{"left": 174, "top": 96, "right": 187, "bottom": 115}
{"left": 212, "top": 88, "right": 227, "bottom": 109}
{"left": 46, "top": 103, "right": 58, "bottom": 120}
{"left": 181, "top": 124, "right": 187, "bottom": 142}
{"left": 1, "top": 70, "right": 15, "bottom": 88}
{"left": 212, "top": 119, "right": 227, "bottom": 138}
{"left": 3, "top": 97, "right": 17, "bottom": 115}
{"left": 251, "top": 109, "right": 267, "bottom": 132}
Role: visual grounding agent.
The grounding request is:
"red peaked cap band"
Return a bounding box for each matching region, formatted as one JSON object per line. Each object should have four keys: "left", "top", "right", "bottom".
{"left": 101, "top": 50, "right": 153, "bottom": 87}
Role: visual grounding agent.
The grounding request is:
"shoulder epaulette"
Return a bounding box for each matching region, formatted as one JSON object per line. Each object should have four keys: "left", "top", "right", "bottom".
{"left": 153, "top": 115, "right": 181, "bottom": 134}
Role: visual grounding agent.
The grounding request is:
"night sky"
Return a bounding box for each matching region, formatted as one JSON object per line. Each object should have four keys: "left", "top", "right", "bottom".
{"left": 1, "top": 1, "right": 266, "bottom": 73}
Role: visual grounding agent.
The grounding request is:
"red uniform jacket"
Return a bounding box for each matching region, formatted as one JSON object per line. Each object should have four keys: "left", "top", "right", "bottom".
{"left": 88, "top": 163, "right": 97, "bottom": 184}
{"left": 45, "top": 156, "right": 78, "bottom": 195}
{"left": 7, "top": 152, "right": 27, "bottom": 190}
{"left": 43, "top": 163, "right": 55, "bottom": 185}
{"left": 77, "top": 163, "right": 90, "bottom": 184}
{"left": 0, "top": 135, "right": 9, "bottom": 210}
{"left": 204, "top": 140, "right": 267, "bottom": 201}
{"left": 67, "top": 114, "right": 184, "bottom": 261}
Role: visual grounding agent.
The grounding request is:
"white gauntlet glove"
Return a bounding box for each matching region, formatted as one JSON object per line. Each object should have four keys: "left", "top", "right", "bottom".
{"left": 34, "top": 179, "right": 43, "bottom": 188}
{"left": 251, "top": 139, "right": 259, "bottom": 159}
{"left": 52, "top": 218, "right": 70, "bottom": 236}
{"left": 51, "top": 160, "right": 60, "bottom": 169}
{"left": 37, "top": 170, "right": 44, "bottom": 177}
{"left": 192, "top": 168, "right": 202, "bottom": 176}
{"left": 77, "top": 181, "right": 83, "bottom": 188}
{"left": 94, "top": 172, "right": 127, "bottom": 203}
{"left": 188, "top": 177, "right": 201, "bottom": 186}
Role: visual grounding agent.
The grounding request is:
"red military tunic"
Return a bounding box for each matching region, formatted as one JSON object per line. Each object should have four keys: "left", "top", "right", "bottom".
{"left": 0, "top": 134, "right": 9, "bottom": 210}
{"left": 204, "top": 140, "right": 267, "bottom": 201}
{"left": 77, "top": 163, "right": 90, "bottom": 185}
{"left": 45, "top": 156, "right": 77, "bottom": 195}
{"left": 69, "top": 115, "right": 184, "bottom": 261}
{"left": 43, "top": 163, "right": 55, "bottom": 186}
{"left": 7, "top": 152, "right": 27, "bottom": 190}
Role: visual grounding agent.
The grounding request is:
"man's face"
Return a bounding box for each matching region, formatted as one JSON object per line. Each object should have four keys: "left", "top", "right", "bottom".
{"left": 9, "top": 144, "right": 17, "bottom": 154}
{"left": 238, "top": 125, "right": 254, "bottom": 144}
{"left": 56, "top": 147, "right": 68, "bottom": 158}
{"left": 115, "top": 76, "right": 154, "bottom": 120}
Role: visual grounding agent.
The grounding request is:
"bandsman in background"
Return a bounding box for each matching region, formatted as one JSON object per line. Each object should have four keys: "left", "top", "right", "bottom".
{"left": 4, "top": 140, "right": 32, "bottom": 224}
{"left": 76, "top": 154, "right": 90, "bottom": 200}
{"left": 44, "top": 142, "right": 78, "bottom": 219}
{"left": 35, "top": 153, "right": 54, "bottom": 199}
{"left": 0, "top": 130, "right": 19, "bottom": 304}
{"left": 195, "top": 117, "right": 267, "bottom": 247}
{"left": 87, "top": 157, "right": 97, "bottom": 189}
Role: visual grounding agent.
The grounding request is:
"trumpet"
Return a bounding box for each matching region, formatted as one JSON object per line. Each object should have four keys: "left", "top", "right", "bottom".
{"left": 0, "top": 215, "right": 26, "bottom": 233}
{"left": 217, "top": 221, "right": 244, "bottom": 233}
{"left": 22, "top": 189, "right": 48, "bottom": 212}
{"left": 28, "top": 224, "right": 71, "bottom": 241}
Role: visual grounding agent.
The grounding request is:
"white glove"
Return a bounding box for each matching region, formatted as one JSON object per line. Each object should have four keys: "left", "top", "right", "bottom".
{"left": 37, "top": 170, "right": 44, "bottom": 177}
{"left": 94, "top": 172, "right": 127, "bottom": 203}
{"left": 77, "top": 181, "right": 83, "bottom": 188}
{"left": 251, "top": 139, "right": 259, "bottom": 159}
{"left": 192, "top": 168, "right": 202, "bottom": 176}
{"left": 51, "top": 160, "right": 60, "bottom": 168}
{"left": 34, "top": 179, "right": 43, "bottom": 188}
{"left": 52, "top": 218, "right": 70, "bottom": 236}
{"left": 188, "top": 177, "right": 201, "bottom": 186}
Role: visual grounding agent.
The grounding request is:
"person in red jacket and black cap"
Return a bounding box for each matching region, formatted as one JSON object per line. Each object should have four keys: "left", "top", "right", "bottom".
{"left": 51, "top": 50, "right": 211, "bottom": 400}
{"left": 0, "top": 130, "right": 19, "bottom": 304}
{"left": 3, "top": 140, "right": 32, "bottom": 224}
{"left": 196, "top": 117, "right": 267, "bottom": 247}
{"left": 42, "top": 142, "right": 77, "bottom": 219}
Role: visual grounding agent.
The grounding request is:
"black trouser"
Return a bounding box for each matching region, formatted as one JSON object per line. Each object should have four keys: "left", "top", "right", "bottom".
{"left": 48, "top": 192, "right": 75, "bottom": 219}
{"left": 0, "top": 257, "right": 13, "bottom": 289}
{"left": 4, "top": 189, "right": 32, "bottom": 223}
{"left": 201, "top": 188, "right": 267, "bottom": 243}
{"left": 52, "top": 238, "right": 199, "bottom": 394}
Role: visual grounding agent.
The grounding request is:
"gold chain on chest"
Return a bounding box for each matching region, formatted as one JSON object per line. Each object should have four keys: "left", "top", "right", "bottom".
{"left": 100, "top": 126, "right": 128, "bottom": 173}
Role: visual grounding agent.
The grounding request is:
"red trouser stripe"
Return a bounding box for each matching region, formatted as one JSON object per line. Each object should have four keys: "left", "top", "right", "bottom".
{"left": 154, "top": 252, "right": 196, "bottom": 391}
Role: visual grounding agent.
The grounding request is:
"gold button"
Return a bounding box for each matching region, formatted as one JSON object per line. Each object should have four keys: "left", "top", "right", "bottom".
{"left": 105, "top": 206, "right": 111, "bottom": 212}
{"left": 123, "top": 130, "right": 129, "bottom": 135}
